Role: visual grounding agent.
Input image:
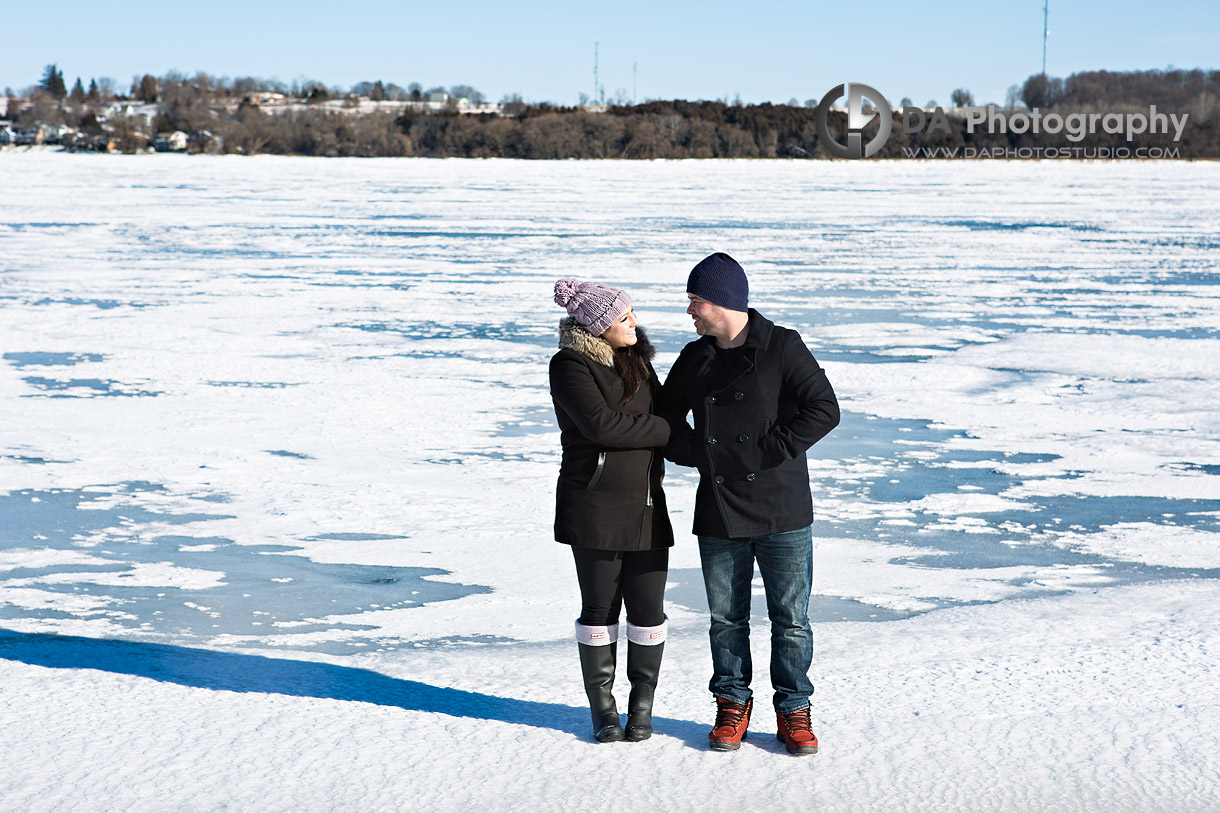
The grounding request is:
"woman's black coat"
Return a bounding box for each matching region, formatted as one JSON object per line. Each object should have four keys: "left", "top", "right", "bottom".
{"left": 549, "top": 318, "right": 674, "bottom": 551}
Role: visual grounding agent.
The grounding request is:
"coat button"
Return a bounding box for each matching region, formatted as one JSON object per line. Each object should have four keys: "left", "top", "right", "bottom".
{"left": 745, "top": 473, "right": 756, "bottom": 481}
{"left": 715, "top": 475, "right": 725, "bottom": 485}
{"left": 706, "top": 395, "right": 717, "bottom": 405}
{"left": 736, "top": 433, "right": 748, "bottom": 443}
{"left": 706, "top": 436, "right": 717, "bottom": 445}
{"left": 734, "top": 392, "right": 744, "bottom": 401}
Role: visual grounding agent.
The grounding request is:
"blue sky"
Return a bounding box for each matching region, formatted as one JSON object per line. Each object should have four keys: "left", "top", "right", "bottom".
{"left": 5, "top": 1, "right": 1218, "bottom": 106}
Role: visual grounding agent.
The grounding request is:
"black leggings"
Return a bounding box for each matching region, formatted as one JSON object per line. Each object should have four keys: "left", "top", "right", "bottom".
{"left": 571, "top": 546, "right": 669, "bottom": 628}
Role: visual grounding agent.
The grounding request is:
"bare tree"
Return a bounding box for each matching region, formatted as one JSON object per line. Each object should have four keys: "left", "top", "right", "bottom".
{"left": 133, "top": 74, "right": 159, "bottom": 103}
{"left": 500, "top": 93, "right": 525, "bottom": 116}
{"left": 950, "top": 88, "right": 974, "bottom": 107}
{"left": 17, "top": 92, "right": 65, "bottom": 126}
{"left": 108, "top": 113, "right": 151, "bottom": 152}
{"left": 449, "top": 85, "right": 484, "bottom": 104}
{"left": 232, "top": 77, "right": 286, "bottom": 96}
{"left": 1021, "top": 74, "right": 1060, "bottom": 108}
{"left": 300, "top": 81, "right": 329, "bottom": 103}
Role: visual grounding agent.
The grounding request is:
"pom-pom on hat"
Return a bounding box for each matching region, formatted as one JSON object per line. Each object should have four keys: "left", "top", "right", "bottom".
{"left": 554, "top": 278, "right": 632, "bottom": 337}
{"left": 687, "top": 252, "right": 749, "bottom": 312}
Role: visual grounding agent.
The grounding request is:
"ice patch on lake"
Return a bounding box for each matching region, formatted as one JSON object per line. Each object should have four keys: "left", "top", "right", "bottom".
{"left": 1, "top": 155, "right": 1217, "bottom": 646}
{"left": 1048, "top": 522, "right": 1220, "bottom": 569}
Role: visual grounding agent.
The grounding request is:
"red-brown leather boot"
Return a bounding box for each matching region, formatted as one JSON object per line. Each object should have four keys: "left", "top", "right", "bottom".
{"left": 776, "top": 707, "right": 819, "bottom": 756}
{"left": 708, "top": 696, "right": 752, "bottom": 751}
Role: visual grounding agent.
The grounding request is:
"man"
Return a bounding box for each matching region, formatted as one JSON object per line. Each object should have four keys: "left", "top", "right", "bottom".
{"left": 660, "top": 252, "right": 839, "bottom": 755}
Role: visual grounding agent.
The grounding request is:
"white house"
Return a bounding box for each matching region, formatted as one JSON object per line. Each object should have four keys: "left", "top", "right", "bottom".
{"left": 154, "top": 131, "right": 189, "bottom": 152}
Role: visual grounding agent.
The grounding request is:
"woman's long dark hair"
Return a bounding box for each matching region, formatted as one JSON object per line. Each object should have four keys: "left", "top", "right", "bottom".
{"left": 613, "top": 338, "right": 654, "bottom": 405}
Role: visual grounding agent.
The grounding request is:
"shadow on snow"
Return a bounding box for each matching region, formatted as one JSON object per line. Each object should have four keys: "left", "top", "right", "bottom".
{"left": 0, "top": 629, "right": 711, "bottom": 747}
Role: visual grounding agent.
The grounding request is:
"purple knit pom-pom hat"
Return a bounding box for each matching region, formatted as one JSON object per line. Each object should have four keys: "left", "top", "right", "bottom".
{"left": 553, "top": 278, "right": 632, "bottom": 337}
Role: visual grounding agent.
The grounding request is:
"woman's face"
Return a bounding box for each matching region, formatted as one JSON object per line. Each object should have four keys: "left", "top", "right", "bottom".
{"left": 600, "top": 308, "right": 639, "bottom": 348}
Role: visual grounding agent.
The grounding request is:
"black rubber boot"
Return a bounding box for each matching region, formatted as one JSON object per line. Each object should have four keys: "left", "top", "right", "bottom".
{"left": 624, "top": 641, "right": 664, "bottom": 741}
{"left": 577, "top": 642, "right": 623, "bottom": 742}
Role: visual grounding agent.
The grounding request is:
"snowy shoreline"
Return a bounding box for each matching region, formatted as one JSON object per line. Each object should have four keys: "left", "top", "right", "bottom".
{"left": 5, "top": 581, "right": 1218, "bottom": 811}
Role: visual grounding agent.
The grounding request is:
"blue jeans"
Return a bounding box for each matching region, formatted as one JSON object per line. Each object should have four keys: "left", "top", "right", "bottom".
{"left": 698, "top": 526, "right": 814, "bottom": 713}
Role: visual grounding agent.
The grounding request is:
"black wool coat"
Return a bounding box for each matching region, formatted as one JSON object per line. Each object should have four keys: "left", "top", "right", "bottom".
{"left": 659, "top": 309, "right": 840, "bottom": 539}
{"left": 549, "top": 318, "right": 674, "bottom": 551}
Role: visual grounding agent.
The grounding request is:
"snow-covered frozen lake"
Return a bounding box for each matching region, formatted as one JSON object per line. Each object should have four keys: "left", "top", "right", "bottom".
{"left": 2, "top": 153, "right": 1218, "bottom": 811}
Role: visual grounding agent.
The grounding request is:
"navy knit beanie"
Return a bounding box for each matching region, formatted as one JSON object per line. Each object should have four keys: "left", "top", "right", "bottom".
{"left": 687, "top": 252, "right": 749, "bottom": 312}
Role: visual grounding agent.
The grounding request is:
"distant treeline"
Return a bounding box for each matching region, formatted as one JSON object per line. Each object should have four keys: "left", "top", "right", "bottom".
{"left": 400, "top": 69, "right": 1220, "bottom": 159}
{"left": 6, "top": 67, "right": 1219, "bottom": 158}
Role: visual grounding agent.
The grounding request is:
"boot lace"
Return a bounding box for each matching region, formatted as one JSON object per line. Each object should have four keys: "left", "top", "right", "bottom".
{"left": 715, "top": 700, "right": 749, "bottom": 729}
{"left": 782, "top": 708, "right": 813, "bottom": 735}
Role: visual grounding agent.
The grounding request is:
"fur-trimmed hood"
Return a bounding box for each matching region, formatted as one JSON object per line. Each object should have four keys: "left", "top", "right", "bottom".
{"left": 557, "top": 317, "right": 655, "bottom": 367}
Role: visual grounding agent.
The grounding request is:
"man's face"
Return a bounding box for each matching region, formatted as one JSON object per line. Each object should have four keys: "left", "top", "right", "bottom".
{"left": 686, "top": 294, "right": 731, "bottom": 339}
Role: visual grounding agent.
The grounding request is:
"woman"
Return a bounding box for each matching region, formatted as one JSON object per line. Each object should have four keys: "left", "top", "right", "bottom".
{"left": 549, "top": 278, "right": 673, "bottom": 743}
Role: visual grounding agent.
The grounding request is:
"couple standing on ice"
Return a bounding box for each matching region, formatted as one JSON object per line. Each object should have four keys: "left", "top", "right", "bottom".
{"left": 549, "top": 253, "right": 840, "bottom": 755}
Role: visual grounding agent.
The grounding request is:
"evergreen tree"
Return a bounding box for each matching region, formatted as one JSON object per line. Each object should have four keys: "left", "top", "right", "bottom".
{"left": 39, "top": 64, "right": 67, "bottom": 99}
